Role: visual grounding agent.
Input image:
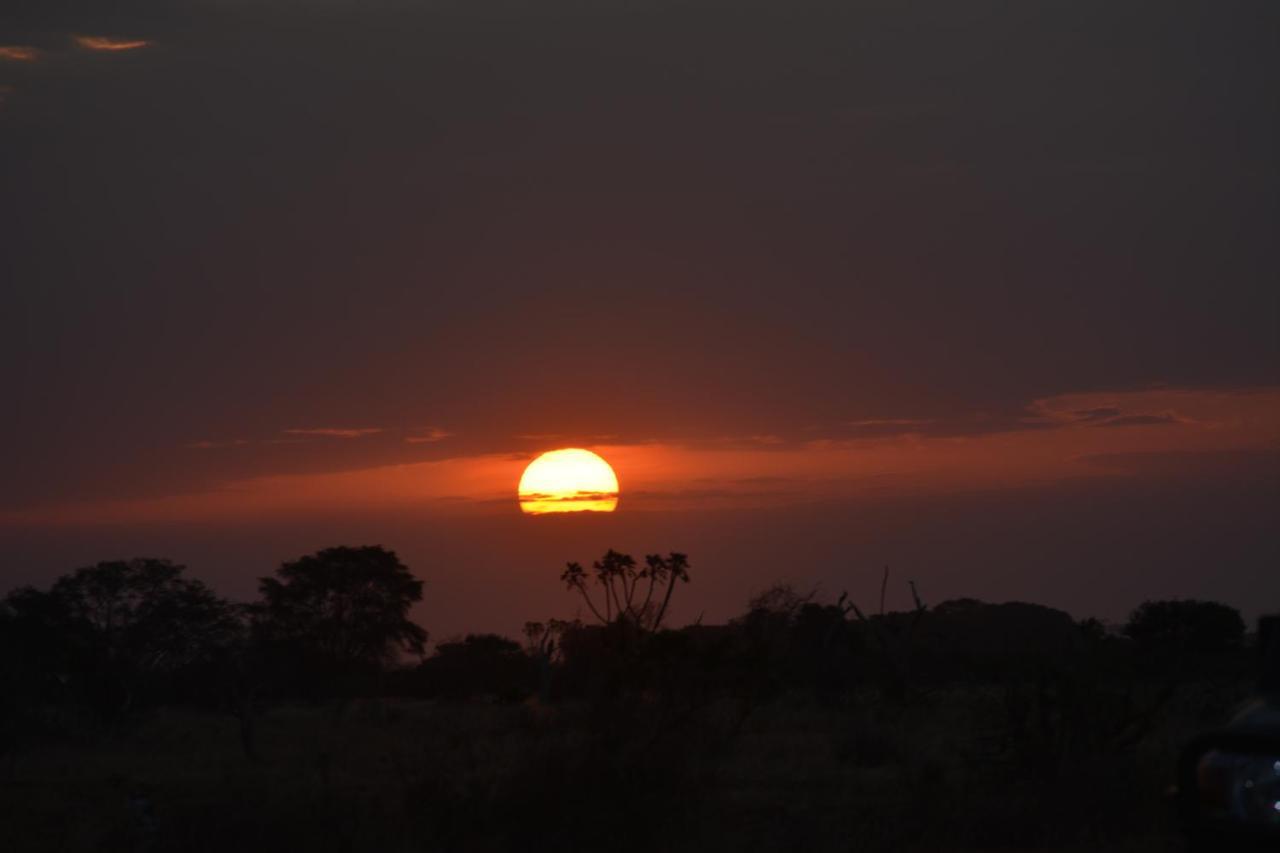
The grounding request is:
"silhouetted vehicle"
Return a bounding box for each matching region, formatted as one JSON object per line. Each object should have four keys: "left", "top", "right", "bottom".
{"left": 1178, "top": 614, "right": 1280, "bottom": 851}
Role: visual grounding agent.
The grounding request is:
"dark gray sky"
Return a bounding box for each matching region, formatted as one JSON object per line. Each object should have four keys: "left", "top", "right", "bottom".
{"left": 2, "top": 0, "right": 1277, "bottom": 634}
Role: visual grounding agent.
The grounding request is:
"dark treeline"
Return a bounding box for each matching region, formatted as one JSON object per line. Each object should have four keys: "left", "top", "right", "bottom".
{"left": 0, "top": 547, "right": 428, "bottom": 751}
{"left": 0, "top": 546, "right": 1266, "bottom": 852}
{"left": 0, "top": 547, "right": 1253, "bottom": 729}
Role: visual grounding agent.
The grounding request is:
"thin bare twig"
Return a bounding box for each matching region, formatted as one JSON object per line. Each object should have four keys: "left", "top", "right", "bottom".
{"left": 879, "top": 565, "right": 889, "bottom": 617}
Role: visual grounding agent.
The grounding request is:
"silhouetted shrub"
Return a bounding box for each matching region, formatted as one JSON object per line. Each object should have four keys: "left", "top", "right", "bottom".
{"left": 407, "top": 634, "right": 535, "bottom": 701}
{"left": 1124, "top": 599, "right": 1245, "bottom": 654}
{"left": 912, "top": 598, "right": 1080, "bottom": 681}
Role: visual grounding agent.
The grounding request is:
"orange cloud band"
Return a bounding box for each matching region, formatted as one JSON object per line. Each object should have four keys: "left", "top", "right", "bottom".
{"left": 74, "top": 36, "right": 150, "bottom": 52}
{"left": 0, "top": 46, "right": 40, "bottom": 61}
{"left": 3, "top": 386, "right": 1277, "bottom": 527}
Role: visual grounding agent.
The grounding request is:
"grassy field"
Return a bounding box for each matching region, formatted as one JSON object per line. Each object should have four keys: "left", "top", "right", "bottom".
{"left": 1, "top": 678, "right": 1247, "bottom": 853}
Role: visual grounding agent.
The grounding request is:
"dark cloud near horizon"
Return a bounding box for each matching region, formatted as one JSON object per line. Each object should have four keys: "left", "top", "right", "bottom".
{"left": 2, "top": 0, "right": 1277, "bottom": 509}
{"left": 1077, "top": 448, "right": 1280, "bottom": 479}
{"left": 1092, "top": 413, "right": 1180, "bottom": 428}
{"left": 1073, "top": 407, "right": 1123, "bottom": 422}
{"left": 816, "top": 398, "right": 1190, "bottom": 440}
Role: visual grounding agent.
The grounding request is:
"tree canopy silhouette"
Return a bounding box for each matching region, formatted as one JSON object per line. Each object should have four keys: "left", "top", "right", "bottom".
{"left": 255, "top": 546, "right": 427, "bottom": 694}
{"left": 2, "top": 558, "right": 240, "bottom": 720}
{"left": 1124, "top": 599, "right": 1245, "bottom": 654}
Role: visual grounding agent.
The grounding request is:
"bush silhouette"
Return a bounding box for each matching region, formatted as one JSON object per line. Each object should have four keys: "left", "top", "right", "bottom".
{"left": 1124, "top": 599, "right": 1245, "bottom": 654}
{"left": 409, "top": 634, "right": 535, "bottom": 700}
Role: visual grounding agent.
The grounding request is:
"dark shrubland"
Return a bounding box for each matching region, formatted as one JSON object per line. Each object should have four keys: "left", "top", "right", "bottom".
{"left": 0, "top": 548, "right": 1264, "bottom": 852}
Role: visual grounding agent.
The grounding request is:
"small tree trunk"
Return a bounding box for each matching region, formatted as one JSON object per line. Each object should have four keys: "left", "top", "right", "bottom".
{"left": 537, "top": 652, "right": 552, "bottom": 704}
{"left": 237, "top": 691, "right": 259, "bottom": 762}
{"left": 238, "top": 710, "right": 258, "bottom": 762}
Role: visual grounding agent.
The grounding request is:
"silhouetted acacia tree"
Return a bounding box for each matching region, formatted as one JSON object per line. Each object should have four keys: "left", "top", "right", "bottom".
{"left": 561, "top": 550, "right": 690, "bottom": 631}
{"left": 2, "top": 559, "right": 241, "bottom": 723}
{"left": 731, "top": 583, "right": 814, "bottom": 694}
{"left": 732, "top": 583, "right": 867, "bottom": 701}
{"left": 255, "top": 546, "right": 427, "bottom": 698}
{"left": 746, "top": 583, "right": 814, "bottom": 620}
{"left": 1124, "top": 599, "right": 1245, "bottom": 654}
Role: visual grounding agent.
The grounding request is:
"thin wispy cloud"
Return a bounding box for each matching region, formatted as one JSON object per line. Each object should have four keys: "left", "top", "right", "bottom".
{"left": 1092, "top": 413, "right": 1181, "bottom": 428}
{"left": 282, "top": 427, "right": 384, "bottom": 439}
{"left": 1036, "top": 399, "right": 1187, "bottom": 429}
{"left": 0, "top": 46, "right": 40, "bottom": 62}
{"left": 849, "top": 418, "right": 934, "bottom": 428}
{"left": 1071, "top": 407, "right": 1123, "bottom": 422}
{"left": 73, "top": 36, "right": 151, "bottom": 52}
{"left": 405, "top": 428, "right": 453, "bottom": 444}
{"left": 832, "top": 399, "right": 1191, "bottom": 442}
{"left": 514, "top": 433, "right": 619, "bottom": 443}
{"left": 693, "top": 434, "right": 789, "bottom": 449}
{"left": 186, "top": 439, "right": 251, "bottom": 450}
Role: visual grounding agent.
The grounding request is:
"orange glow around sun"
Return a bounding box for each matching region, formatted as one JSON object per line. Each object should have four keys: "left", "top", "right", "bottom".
{"left": 518, "top": 448, "right": 619, "bottom": 515}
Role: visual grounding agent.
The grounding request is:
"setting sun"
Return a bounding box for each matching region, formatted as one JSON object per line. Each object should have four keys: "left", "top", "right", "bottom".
{"left": 518, "top": 448, "right": 619, "bottom": 515}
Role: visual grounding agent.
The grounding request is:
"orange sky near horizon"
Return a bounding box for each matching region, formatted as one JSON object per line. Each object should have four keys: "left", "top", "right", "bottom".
{"left": 3, "top": 386, "right": 1275, "bottom": 528}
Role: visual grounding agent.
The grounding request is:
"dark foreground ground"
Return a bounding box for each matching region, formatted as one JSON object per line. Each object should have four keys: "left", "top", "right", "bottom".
{"left": 0, "top": 679, "right": 1249, "bottom": 853}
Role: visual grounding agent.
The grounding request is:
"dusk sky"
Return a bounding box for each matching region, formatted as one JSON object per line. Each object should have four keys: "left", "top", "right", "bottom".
{"left": 2, "top": 0, "right": 1277, "bottom": 640}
